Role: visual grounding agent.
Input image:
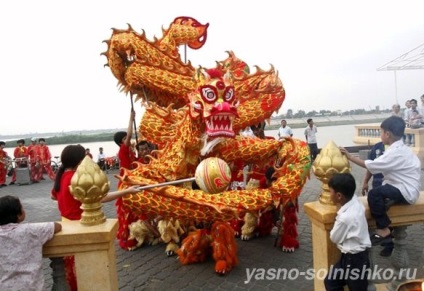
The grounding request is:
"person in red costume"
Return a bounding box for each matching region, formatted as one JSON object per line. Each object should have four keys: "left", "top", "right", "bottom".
{"left": 260, "top": 166, "right": 299, "bottom": 252}
{"left": 10, "top": 139, "right": 29, "bottom": 185}
{"left": 243, "top": 123, "right": 299, "bottom": 252}
{"left": 244, "top": 125, "right": 277, "bottom": 238}
{"left": 113, "top": 109, "right": 141, "bottom": 250}
{"left": 114, "top": 109, "right": 136, "bottom": 171}
{"left": 50, "top": 144, "right": 139, "bottom": 290}
{"left": 27, "top": 137, "right": 41, "bottom": 183}
{"left": 137, "top": 140, "right": 152, "bottom": 164}
{"left": 0, "top": 141, "right": 12, "bottom": 187}
{"left": 228, "top": 159, "right": 246, "bottom": 237}
{"left": 246, "top": 122, "right": 275, "bottom": 188}
{"left": 37, "top": 138, "right": 56, "bottom": 180}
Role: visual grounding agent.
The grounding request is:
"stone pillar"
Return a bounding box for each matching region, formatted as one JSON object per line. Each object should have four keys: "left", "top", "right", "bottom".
{"left": 410, "top": 128, "right": 424, "bottom": 165}
{"left": 303, "top": 202, "right": 339, "bottom": 291}
{"left": 43, "top": 219, "right": 119, "bottom": 291}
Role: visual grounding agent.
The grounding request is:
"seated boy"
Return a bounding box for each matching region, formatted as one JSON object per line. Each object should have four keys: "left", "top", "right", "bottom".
{"left": 340, "top": 116, "right": 421, "bottom": 245}
{"left": 324, "top": 173, "right": 371, "bottom": 290}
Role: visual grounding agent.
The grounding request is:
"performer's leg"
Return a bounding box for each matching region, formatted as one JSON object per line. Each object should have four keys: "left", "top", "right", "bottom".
{"left": 38, "top": 163, "right": 45, "bottom": 180}
{"left": 115, "top": 197, "right": 138, "bottom": 250}
{"left": 30, "top": 163, "right": 39, "bottom": 182}
{"left": 0, "top": 168, "right": 6, "bottom": 185}
{"left": 44, "top": 163, "right": 56, "bottom": 180}
{"left": 10, "top": 169, "right": 16, "bottom": 184}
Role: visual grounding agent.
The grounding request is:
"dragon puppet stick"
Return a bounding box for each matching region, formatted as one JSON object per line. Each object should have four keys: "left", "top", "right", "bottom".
{"left": 274, "top": 203, "right": 285, "bottom": 247}
{"left": 129, "top": 92, "right": 139, "bottom": 143}
{"left": 136, "top": 177, "right": 196, "bottom": 191}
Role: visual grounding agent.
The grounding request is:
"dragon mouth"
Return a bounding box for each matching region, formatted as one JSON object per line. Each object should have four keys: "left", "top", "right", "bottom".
{"left": 205, "top": 114, "right": 236, "bottom": 138}
{"left": 205, "top": 101, "right": 238, "bottom": 138}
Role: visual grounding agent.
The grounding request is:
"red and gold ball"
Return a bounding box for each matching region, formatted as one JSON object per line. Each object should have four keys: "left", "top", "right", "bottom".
{"left": 195, "top": 157, "right": 231, "bottom": 194}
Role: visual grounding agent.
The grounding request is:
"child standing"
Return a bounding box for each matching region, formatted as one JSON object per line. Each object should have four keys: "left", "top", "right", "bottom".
{"left": 0, "top": 195, "right": 61, "bottom": 290}
{"left": 340, "top": 116, "right": 421, "bottom": 245}
{"left": 113, "top": 109, "right": 139, "bottom": 250}
{"left": 324, "top": 173, "right": 371, "bottom": 290}
{"left": 113, "top": 109, "right": 136, "bottom": 171}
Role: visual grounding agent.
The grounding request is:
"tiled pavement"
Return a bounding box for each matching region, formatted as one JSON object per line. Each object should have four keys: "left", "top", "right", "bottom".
{"left": 1, "top": 163, "right": 424, "bottom": 291}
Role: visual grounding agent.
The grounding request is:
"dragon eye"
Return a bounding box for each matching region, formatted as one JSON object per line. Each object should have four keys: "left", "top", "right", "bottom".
{"left": 200, "top": 85, "right": 217, "bottom": 103}
{"left": 223, "top": 87, "right": 235, "bottom": 102}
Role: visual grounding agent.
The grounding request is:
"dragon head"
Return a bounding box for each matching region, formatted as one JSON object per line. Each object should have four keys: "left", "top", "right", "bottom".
{"left": 189, "top": 68, "right": 239, "bottom": 139}
{"left": 171, "top": 16, "right": 209, "bottom": 49}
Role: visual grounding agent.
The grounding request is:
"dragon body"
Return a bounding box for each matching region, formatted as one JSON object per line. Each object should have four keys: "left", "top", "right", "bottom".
{"left": 103, "top": 17, "right": 311, "bottom": 273}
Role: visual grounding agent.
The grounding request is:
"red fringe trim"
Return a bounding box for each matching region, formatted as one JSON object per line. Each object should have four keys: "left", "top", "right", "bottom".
{"left": 64, "top": 256, "right": 77, "bottom": 291}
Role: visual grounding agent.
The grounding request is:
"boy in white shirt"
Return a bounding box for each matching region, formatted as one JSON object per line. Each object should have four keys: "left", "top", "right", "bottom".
{"left": 324, "top": 173, "right": 371, "bottom": 290}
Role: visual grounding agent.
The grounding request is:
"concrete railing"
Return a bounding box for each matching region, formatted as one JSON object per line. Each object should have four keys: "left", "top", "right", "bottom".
{"left": 304, "top": 193, "right": 424, "bottom": 291}
{"left": 42, "top": 219, "right": 119, "bottom": 291}
{"left": 353, "top": 124, "right": 424, "bottom": 166}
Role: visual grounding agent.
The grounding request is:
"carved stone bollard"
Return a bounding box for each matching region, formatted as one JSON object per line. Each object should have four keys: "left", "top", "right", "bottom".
{"left": 387, "top": 226, "right": 410, "bottom": 291}
{"left": 46, "top": 157, "right": 118, "bottom": 291}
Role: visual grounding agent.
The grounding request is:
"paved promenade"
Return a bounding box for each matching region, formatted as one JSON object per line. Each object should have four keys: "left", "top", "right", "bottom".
{"left": 1, "top": 163, "right": 424, "bottom": 291}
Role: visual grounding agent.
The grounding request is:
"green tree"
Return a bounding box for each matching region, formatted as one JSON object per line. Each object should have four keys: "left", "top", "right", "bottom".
{"left": 286, "top": 109, "right": 293, "bottom": 119}
{"left": 294, "top": 110, "right": 305, "bottom": 118}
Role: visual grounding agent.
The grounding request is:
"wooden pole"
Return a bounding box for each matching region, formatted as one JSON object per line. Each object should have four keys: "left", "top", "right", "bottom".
{"left": 136, "top": 177, "right": 196, "bottom": 191}
{"left": 129, "top": 92, "right": 139, "bottom": 143}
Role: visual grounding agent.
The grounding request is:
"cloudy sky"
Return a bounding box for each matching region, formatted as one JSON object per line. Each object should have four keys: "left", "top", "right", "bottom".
{"left": 1, "top": 0, "right": 423, "bottom": 135}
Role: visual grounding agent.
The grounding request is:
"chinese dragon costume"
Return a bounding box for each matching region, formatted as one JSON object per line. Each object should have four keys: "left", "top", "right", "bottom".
{"left": 102, "top": 16, "right": 311, "bottom": 274}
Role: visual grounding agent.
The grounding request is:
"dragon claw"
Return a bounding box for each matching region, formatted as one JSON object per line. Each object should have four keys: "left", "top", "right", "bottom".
{"left": 240, "top": 234, "right": 253, "bottom": 241}
{"left": 215, "top": 260, "right": 229, "bottom": 275}
{"left": 282, "top": 246, "right": 295, "bottom": 253}
{"left": 125, "top": 50, "right": 136, "bottom": 62}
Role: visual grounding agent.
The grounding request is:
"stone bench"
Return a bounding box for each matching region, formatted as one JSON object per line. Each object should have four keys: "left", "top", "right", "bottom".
{"left": 304, "top": 192, "right": 424, "bottom": 291}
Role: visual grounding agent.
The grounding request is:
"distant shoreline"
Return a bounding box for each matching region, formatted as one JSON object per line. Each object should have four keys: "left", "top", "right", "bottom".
{"left": 1, "top": 114, "right": 388, "bottom": 147}
{"left": 267, "top": 112, "right": 389, "bottom": 130}
{"left": 267, "top": 117, "right": 385, "bottom": 130}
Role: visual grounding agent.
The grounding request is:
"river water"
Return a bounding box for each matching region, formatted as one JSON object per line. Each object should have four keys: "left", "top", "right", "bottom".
{"left": 4, "top": 124, "right": 366, "bottom": 159}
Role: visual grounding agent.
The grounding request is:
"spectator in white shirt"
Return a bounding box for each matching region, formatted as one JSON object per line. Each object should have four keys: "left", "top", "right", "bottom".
{"left": 97, "top": 147, "right": 106, "bottom": 170}
{"left": 278, "top": 119, "right": 293, "bottom": 139}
